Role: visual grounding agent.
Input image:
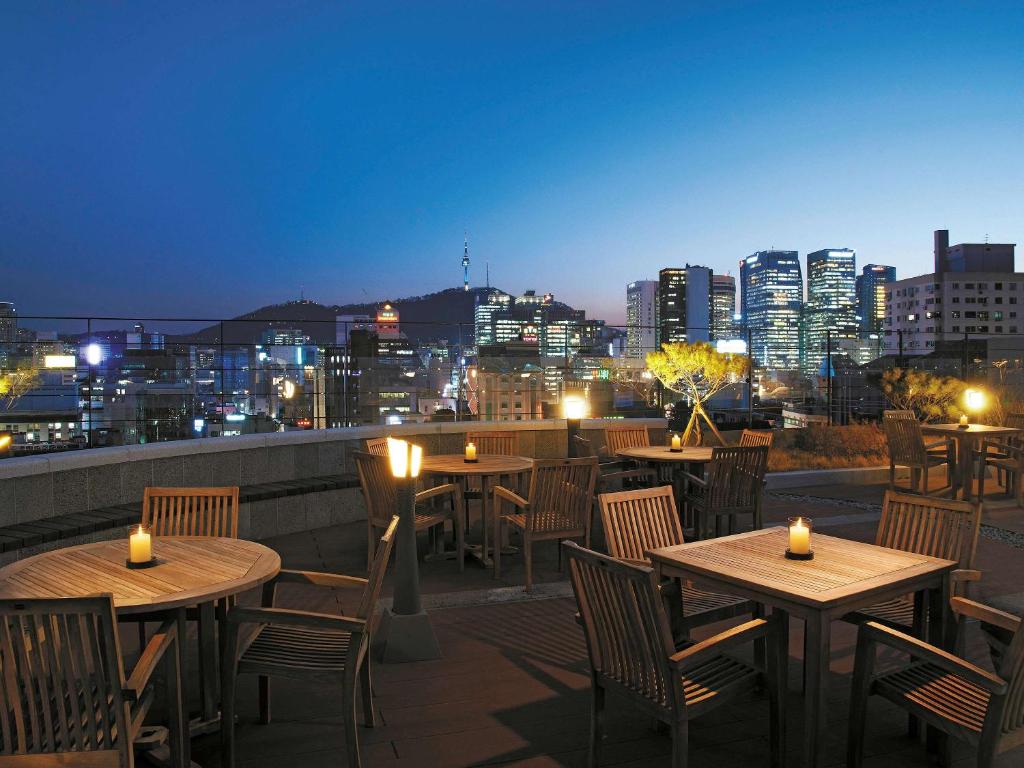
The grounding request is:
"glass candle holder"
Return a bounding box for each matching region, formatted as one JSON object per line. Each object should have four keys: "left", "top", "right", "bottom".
{"left": 786, "top": 517, "right": 813, "bottom": 560}
{"left": 670, "top": 434, "right": 682, "bottom": 452}
{"left": 126, "top": 524, "right": 155, "bottom": 568}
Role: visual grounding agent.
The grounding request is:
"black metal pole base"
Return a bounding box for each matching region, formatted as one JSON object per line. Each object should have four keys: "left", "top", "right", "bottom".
{"left": 377, "top": 608, "right": 442, "bottom": 663}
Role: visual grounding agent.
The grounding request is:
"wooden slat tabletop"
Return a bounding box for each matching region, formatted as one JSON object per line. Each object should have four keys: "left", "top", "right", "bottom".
{"left": 420, "top": 454, "right": 533, "bottom": 476}
{"left": 616, "top": 446, "right": 714, "bottom": 463}
{"left": 648, "top": 528, "right": 956, "bottom": 608}
{"left": 922, "top": 423, "right": 1021, "bottom": 436}
{"left": 0, "top": 537, "right": 281, "bottom": 614}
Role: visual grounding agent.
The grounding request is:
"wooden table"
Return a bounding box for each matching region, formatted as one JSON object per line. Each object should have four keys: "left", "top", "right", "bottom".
{"left": 648, "top": 528, "right": 956, "bottom": 768}
{"left": 616, "top": 445, "right": 714, "bottom": 527}
{"left": 0, "top": 536, "right": 281, "bottom": 763}
{"left": 421, "top": 454, "right": 533, "bottom": 574}
{"left": 922, "top": 423, "right": 1021, "bottom": 500}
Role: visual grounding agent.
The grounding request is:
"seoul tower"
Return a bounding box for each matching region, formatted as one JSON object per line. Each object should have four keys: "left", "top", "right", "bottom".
{"left": 462, "top": 232, "right": 470, "bottom": 291}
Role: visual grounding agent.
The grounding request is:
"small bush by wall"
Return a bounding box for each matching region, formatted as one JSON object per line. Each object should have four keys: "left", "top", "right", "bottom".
{"left": 768, "top": 424, "right": 888, "bottom": 472}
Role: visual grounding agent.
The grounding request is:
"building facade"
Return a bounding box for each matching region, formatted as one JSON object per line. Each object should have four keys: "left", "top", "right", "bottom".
{"left": 802, "top": 248, "right": 858, "bottom": 376}
{"left": 740, "top": 250, "right": 803, "bottom": 371}
{"left": 625, "top": 280, "right": 658, "bottom": 360}
{"left": 711, "top": 274, "right": 737, "bottom": 340}
{"left": 657, "top": 265, "right": 712, "bottom": 346}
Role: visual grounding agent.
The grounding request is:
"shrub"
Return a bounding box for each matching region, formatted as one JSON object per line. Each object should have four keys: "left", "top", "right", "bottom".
{"left": 768, "top": 424, "right": 888, "bottom": 472}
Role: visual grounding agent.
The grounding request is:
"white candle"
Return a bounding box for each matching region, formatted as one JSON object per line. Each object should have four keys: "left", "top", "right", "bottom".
{"left": 671, "top": 434, "right": 682, "bottom": 450}
{"left": 129, "top": 526, "right": 152, "bottom": 563}
{"left": 465, "top": 442, "right": 477, "bottom": 461}
{"left": 789, "top": 518, "right": 810, "bottom": 555}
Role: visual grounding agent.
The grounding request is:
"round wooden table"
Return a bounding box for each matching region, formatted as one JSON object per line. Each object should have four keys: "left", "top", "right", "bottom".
{"left": 615, "top": 445, "right": 714, "bottom": 463}
{"left": 0, "top": 536, "right": 281, "bottom": 751}
{"left": 421, "top": 454, "right": 533, "bottom": 573}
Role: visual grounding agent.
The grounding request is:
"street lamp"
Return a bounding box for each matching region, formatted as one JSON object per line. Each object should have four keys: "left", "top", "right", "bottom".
{"left": 563, "top": 396, "right": 587, "bottom": 457}
{"left": 378, "top": 437, "right": 441, "bottom": 663}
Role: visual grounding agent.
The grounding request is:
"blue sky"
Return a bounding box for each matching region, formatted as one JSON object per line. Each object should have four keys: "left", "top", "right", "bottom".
{"left": 2, "top": 1, "right": 1022, "bottom": 325}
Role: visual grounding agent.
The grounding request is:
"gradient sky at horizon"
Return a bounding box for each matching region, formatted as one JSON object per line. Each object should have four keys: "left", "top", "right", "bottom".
{"left": 2, "top": 1, "right": 1022, "bottom": 326}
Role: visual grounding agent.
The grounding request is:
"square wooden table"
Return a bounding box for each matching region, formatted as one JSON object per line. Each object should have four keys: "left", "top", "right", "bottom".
{"left": 648, "top": 528, "right": 957, "bottom": 768}
{"left": 922, "top": 423, "right": 1021, "bottom": 500}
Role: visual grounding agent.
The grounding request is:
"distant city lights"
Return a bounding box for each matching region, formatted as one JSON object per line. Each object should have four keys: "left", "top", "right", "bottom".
{"left": 44, "top": 354, "right": 76, "bottom": 369}
{"left": 85, "top": 343, "right": 102, "bottom": 366}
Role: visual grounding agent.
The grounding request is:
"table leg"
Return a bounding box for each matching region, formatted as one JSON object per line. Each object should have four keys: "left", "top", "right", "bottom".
{"left": 802, "top": 612, "right": 829, "bottom": 768}
{"left": 197, "top": 601, "right": 219, "bottom": 725}
{"left": 175, "top": 608, "right": 193, "bottom": 766}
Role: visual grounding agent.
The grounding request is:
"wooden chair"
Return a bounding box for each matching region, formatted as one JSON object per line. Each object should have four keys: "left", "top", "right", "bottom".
{"left": 465, "top": 431, "right": 519, "bottom": 456}
{"left": 221, "top": 517, "right": 399, "bottom": 768}
{"left": 142, "top": 486, "right": 239, "bottom": 538}
{"left": 848, "top": 598, "right": 1024, "bottom": 768}
{"left": 493, "top": 457, "right": 599, "bottom": 591}
{"left": 842, "top": 490, "right": 981, "bottom": 635}
{"left": 978, "top": 411, "right": 1024, "bottom": 504}
{"left": 604, "top": 425, "right": 650, "bottom": 454}
{"left": 739, "top": 429, "right": 774, "bottom": 448}
{"left": 564, "top": 542, "right": 785, "bottom": 768}
{"left": 882, "top": 410, "right": 953, "bottom": 494}
{"left": 680, "top": 445, "right": 769, "bottom": 539}
{"left": 574, "top": 435, "right": 657, "bottom": 491}
{"left": 599, "top": 485, "right": 754, "bottom": 639}
{"left": 0, "top": 595, "right": 186, "bottom": 767}
{"left": 354, "top": 451, "right": 464, "bottom": 570}
{"left": 364, "top": 437, "right": 389, "bottom": 457}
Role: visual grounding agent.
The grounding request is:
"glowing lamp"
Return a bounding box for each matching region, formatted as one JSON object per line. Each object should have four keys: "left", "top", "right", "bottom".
{"left": 282, "top": 380, "right": 296, "bottom": 399}
{"left": 563, "top": 397, "right": 587, "bottom": 421}
{"left": 964, "top": 389, "right": 986, "bottom": 413}
{"left": 387, "top": 437, "right": 422, "bottom": 479}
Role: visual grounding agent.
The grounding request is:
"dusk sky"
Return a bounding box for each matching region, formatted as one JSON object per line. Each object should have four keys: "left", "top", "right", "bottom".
{"left": 2, "top": 1, "right": 1022, "bottom": 326}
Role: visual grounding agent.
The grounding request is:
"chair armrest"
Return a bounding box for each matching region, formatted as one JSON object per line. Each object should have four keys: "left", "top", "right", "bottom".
{"left": 680, "top": 471, "right": 706, "bottom": 489}
{"left": 124, "top": 619, "right": 177, "bottom": 701}
{"left": 272, "top": 569, "right": 369, "bottom": 590}
{"left": 226, "top": 605, "right": 367, "bottom": 633}
{"left": 493, "top": 485, "right": 529, "bottom": 509}
{"left": 950, "top": 569, "right": 982, "bottom": 585}
{"left": 950, "top": 597, "right": 1022, "bottom": 634}
{"left": 600, "top": 468, "right": 658, "bottom": 485}
{"left": 924, "top": 439, "right": 949, "bottom": 451}
{"left": 416, "top": 483, "right": 460, "bottom": 504}
{"left": 859, "top": 621, "right": 1007, "bottom": 694}
{"left": 668, "top": 617, "right": 772, "bottom": 670}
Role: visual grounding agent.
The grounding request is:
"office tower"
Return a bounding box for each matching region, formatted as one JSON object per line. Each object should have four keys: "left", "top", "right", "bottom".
{"left": 711, "top": 275, "right": 737, "bottom": 340}
{"left": 474, "top": 291, "right": 511, "bottom": 347}
{"left": 856, "top": 264, "right": 896, "bottom": 338}
{"left": 740, "top": 250, "right": 802, "bottom": 371}
{"left": 886, "top": 229, "right": 1019, "bottom": 356}
{"left": 657, "top": 265, "right": 713, "bottom": 346}
{"left": 625, "top": 280, "right": 658, "bottom": 359}
{"left": 802, "top": 249, "right": 858, "bottom": 376}
{"left": 0, "top": 302, "right": 16, "bottom": 367}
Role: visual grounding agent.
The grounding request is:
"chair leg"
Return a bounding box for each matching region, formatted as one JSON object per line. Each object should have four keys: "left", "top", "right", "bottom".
{"left": 344, "top": 668, "right": 363, "bottom": 768}
{"left": 367, "top": 523, "right": 377, "bottom": 570}
{"left": 588, "top": 679, "right": 605, "bottom": 768}
{"left": 165, "top": 623, "right": 186, "bottom": 768}
{"left": 360, "top": 654, "right": 375, "bottom": 727}
{"left": 524, "top": 535, "right": 533, "bottom": 592}
{"left": 670, "top": 719, "right": 689, "bottom": 768}
{"left": 259, "top": 676, "right": 271, "bottom": 724}
{"left": 767, "top": 619, "right": 786, "bottom": 768}
{"left": 455, "top": 513, "right": 465, "bottom": 573}
{"left": 847, "top": 632, "right": 874, "bottom": 768}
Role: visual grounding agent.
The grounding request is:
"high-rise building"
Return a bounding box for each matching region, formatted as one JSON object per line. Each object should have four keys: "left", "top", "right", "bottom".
{"left": 0, "top": 302, "right": 16, "bottom": 368}
{"left": 473, "top": 291, "right": 511, "bottom": 347}
{"left": 657, "top": 266, "right": 713, "bottom": 346}
{"left": 885, "top": 230, "right": 1018, "bottom": 356}
{"left": 740, "top": 250, "right": 802, "bottom": 371}
{"left": 802, "top": 249, "right": 858, "bottom": 376}
{"left": 711, "top": 275, "right": 737, "bottom": 340}
{"left": 625, "top": 280, "right": 658, "bottom": 359}
{"left": 856, "top": 264, "right": 896, "bottom": 352}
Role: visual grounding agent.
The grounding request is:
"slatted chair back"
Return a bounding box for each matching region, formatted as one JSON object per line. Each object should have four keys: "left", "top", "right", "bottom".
{"left": 565, "top": 542, "right": 677, "bottom": 713}
{"left": 0, "top": 595, "right": 130, "bottom": 764}
{"left": 524, "top": 457, "right": 599, "bottom": 534}
{"left": 599, "top": 486, "right": 683, "bottom": 563}
{"left": 142, "top": 486, "right": 239, "bottom": 538}
{"left": 465, "top": 431, "right": 519, "bottom": 456}
{"left": 604, "top": 426, "right": 650, "bottom": 455}
{"left": 355, "top": 516, "right": 400, "bottom": 620}
{"left": 877, "top": 490, "right": 981, "bottom": 570}
{"left": 705, "top": 446, "right": 769, "bottom": 510}
{"left": 882, "top": 411, "right": 929, "bottom": 467}
{"left": 992, "top": 618, "right": 1024, "bottom": 736}
{"left": 739, "top": 429, "right": 774, "bottom": 448}
{"left": 364, "top": 437, "right": 390, "bottom": 457}
{"left": 354, "top": 451, "right": 397, "bottom": 530}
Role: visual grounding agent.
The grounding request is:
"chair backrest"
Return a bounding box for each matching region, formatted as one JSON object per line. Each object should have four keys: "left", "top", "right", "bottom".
{"left": 525, "top": 457, "right": 599, "bottom": 534}
{"left": 705, "top": 445, "right": 769, "bottom": 510}
{"left": 599, "top": 486, "right": 683, "bottom": 563}
{"left": 465, "top": 431, "right": 519, "bottom": 456}
{"left": 882, "top": 411, "right": 928, "bottom": 466}
{"left": 356, "top": 516, "right": 400, "bottom": 620}
{"left": 604, "top": 426, "right": 650, "bottom": 454}
{"left": 142, "top": 486, "right": 239, "bottom": 538}
{"left": 876, "top": 490, "right": 981, "bottom": 569}
{"left": 0, "top": 595, "right": 130, "bottom": 762}
{"left": 354, "top": 451, "right": 396, "bottom": 528}
{"left": 992, "top": 613, "right": 1024, "bottom": 736}
{"left": 739, "top": 429, "right": 774, "bottom": 448}
{"left": 564, "top": 542, "right": 677, "bottom": 713}
{"left": 365, "top": 437, "right": 390, "bottom": 457}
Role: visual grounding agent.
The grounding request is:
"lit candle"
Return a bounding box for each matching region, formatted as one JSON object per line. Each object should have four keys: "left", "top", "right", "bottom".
{"left": 959, "top": 414, "right": 969, "bottom": 427}
{"left": 465, "top": 442, "right": 477, "bottom": 461}
{"left": 671, "top": 434, "right": 682, "bottom": 450}
{"left": 789, "top": 518, "right": 810, "bottom": 555}
{"left": 129, "top": 525, "right": 152, "bottom": 563}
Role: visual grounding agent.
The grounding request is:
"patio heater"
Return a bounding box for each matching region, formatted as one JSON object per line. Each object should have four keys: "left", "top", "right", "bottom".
{"left": 378, "top": 437, "right": 441, "bottom": 663}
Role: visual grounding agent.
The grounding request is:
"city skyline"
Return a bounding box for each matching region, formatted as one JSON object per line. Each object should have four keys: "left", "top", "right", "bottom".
{"left": 2, "top": 2, "right": 1023, "bottom": 325}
